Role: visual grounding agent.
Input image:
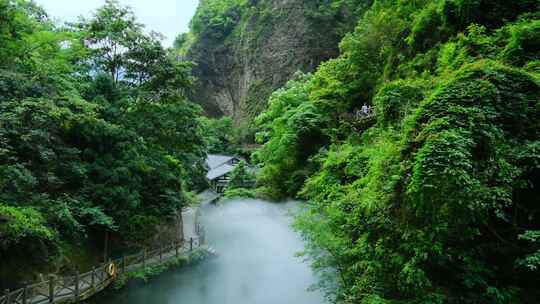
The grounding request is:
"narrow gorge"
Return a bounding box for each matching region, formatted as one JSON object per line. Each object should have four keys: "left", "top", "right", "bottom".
{"left": 1, "top": 0, "right": 539, "bottom": 303}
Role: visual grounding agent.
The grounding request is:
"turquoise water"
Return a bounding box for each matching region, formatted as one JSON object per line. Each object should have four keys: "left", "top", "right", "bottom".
{"left": 95, "top": 199, "right": 326, "bottom": 304}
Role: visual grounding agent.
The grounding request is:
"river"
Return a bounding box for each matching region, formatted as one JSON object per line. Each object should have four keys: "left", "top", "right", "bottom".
{"left": 95, "top": 198, "right": 326, "bottom": 304}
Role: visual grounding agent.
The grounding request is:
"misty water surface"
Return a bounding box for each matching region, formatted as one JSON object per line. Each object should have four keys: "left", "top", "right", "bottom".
{"left": 96, "top": 199, "right": 326, "bottom": 304}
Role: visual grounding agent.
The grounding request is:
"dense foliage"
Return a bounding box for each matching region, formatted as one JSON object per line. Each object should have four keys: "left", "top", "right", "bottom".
{"left": 199, "top": 116, "right": 235, "bottom": 154}
{"left": 254, "top": 0, "right": 540, "bottom": 303}
{"left": 222, "top": 160, "right": 256, "bottom": 199}
{"left": 227, "top": 161, "right": 254, "bottom": 190}
{"left": 0, "top": 0, "right": 206, "bottom": 287}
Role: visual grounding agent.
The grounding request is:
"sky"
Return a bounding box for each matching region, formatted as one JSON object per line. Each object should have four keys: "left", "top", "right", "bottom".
{"left": 35, "top": 0, "right": 200, "bottom": 47}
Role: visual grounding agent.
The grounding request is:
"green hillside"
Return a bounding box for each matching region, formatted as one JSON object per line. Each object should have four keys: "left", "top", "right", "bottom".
{"left": 252, "top": 0, "right": 540, "bottom": 302}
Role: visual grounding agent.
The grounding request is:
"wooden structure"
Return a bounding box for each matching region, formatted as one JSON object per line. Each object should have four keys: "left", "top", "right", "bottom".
{"left": 205, "top": 155, "right": 244, "bottom": 193}
{"left": 340, "top": 107, "right": 377, "bottom": 132}
{"left": 0, "top": 236, "right": 205, "bottom": 304}
{"left": 197, "top": 189, "right": 221, "bottom": 205}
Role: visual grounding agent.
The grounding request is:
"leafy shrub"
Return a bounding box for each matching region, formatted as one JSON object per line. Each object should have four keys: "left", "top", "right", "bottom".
{"left": 405, "top": 61, "right": 540, "bottom": 303}
{"left": 254, "top": 74, "right": 327, "bottom": 198}
{"left": 501, "top": 19, "right": 540, "bottom": 66}
{"left": 0, "top": 204, "right": 56, "bottom": 247}
{"left": 189, "top": 0, "right": 245, "bottom": 40}
{"left": 222, "top": 188, "right": 257, "bottom": 200}
{"left": 373, "top": 80, "right": 425, "bottom": 127}
{"left": 227, "top": 161, "right": 255, "bottom": 190}
{"left": 200, "top": 116, "right": 234, "bottom": 154}
{"left": 406, "top": 2, "right": 447, "bottom": 53}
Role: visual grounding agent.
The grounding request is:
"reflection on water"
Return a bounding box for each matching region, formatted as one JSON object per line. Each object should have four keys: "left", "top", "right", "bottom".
{"left": 95, "top": 199, "right": 326, "bottom": 304}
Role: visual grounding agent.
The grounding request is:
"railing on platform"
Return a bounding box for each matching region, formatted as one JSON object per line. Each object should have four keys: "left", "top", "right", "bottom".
{"left": 0, "top": 236, "right": 205, "bottom": 304}
{"left": 351, "top": 107, "right": 377, "bottom": 122}
{"left": 339, "top": 107, "right": 377, "bottom": 132}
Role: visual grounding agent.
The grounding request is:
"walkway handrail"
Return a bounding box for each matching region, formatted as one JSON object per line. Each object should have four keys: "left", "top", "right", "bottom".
{"left": 353, "top": 106, "right": 377, "bottom": 121}
{"left": 339, "top": 107, "right": 377, "bottom": 123}
{"left": 0, "top": 235, "right": 205, "bottom": 304}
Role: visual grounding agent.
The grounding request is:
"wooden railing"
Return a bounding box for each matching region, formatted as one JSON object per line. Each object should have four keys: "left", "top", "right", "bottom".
{"left": 339, "top": 107, "right": 377, "bottom": 132}
{"left": 352, "top": 107, "right": 377, "bottom": 122}
{"left": 0, "top": 236, "right": 205, "bottom": 304}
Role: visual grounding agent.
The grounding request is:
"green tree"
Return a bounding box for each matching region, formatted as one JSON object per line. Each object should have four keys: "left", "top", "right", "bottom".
{"left": 227, "top": 161, "right": 254, "bottom": 190}
{"left": 254, "top": 1, "right": 540, "bottom": 303}
{"left": 77, "top": 0, "right": 143, "bottom": 84}
{"left": 0, "top": 0, "right": 207, "bottom": 288}
{"left": 200, "top": 116, "right": 234, "bottom": 154}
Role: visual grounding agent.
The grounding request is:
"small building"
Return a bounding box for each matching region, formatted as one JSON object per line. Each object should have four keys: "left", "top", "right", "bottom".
{"left": 205, "top": 154, "right": 244, "bottom": 193}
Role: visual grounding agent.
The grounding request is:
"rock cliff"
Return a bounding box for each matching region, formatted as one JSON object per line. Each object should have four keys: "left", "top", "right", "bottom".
{"left": 181, "top": 0, "right": 370, "bottom": 124}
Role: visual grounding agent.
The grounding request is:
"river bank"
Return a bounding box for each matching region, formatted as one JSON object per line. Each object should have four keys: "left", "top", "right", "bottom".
{"left": 93, "top": 198, "right": 327, "bottom": 304}
{"left": 0, "top": 206, "right": 206, "bottom": 304}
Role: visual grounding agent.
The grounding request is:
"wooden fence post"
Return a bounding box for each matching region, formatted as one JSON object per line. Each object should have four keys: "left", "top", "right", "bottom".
{"left": 74, "top": 271, "right": 79, "bottom": 302}
{"left": 107, "top": 259, "right": 112, "bottom": 280}
{"left": 91, "top": 267, "right": 95, "bottom": 288}
{"left": 175, "top": 240, "right": 179, "bottom": 257}
{"left": 49, "top": 275, "right": 55, "bottom": 303}
{"left": 142, "top": 250, "right": 146, "bottom": 268}
{"left": 159, "top": 242, "right": 163, "bottom": 261}
{"left": 190, "top": 237, "right": 193, "bottom": 251}
{"left": 4, "top": 289, "right": 10, "bottom": 304}
{"left": 22, "top": 284, "right": 27, "bottom": 304}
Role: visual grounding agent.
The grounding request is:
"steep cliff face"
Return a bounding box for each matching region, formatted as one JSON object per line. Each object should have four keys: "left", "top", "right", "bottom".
{"left": 182, "top": 0, "right": 369, "bottom": 124}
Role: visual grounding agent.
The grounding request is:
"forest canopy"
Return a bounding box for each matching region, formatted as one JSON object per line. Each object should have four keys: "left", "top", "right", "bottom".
{"left": 0, "top": 0, "right": 207, "bottom": 286}
{"left": 253, "top": 0, "right": 540, "bottom": 303}
{"left": 1, "top": 0, "right": 539, "bottom": 302}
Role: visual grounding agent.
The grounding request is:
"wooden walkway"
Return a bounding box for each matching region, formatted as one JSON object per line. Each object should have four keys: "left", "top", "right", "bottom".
{"left": 197, "top": 189, "right": 221, "bottom": 205}
{"left": 340, "top": 108, "right": 377, "bottom": 132}
{"left": 1, "top": 208, "right": 206, "bottom": 304}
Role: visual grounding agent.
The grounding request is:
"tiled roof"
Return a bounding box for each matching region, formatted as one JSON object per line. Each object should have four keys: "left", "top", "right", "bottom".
{"left": 206, "top": 163, "right": 235, "bottom": 180}
{"left": 206, "top": 154, "right": 235, "bottom": 170}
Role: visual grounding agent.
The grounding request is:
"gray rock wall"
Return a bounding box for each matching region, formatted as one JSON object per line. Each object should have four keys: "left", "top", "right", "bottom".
{"left": 186, "top": 0, "right": 354, "bottom": 124}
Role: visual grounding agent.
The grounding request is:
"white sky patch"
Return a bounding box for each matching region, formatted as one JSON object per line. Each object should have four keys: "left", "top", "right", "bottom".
{"left": 35, "top": 0, "right": 199, "bottom": 47}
